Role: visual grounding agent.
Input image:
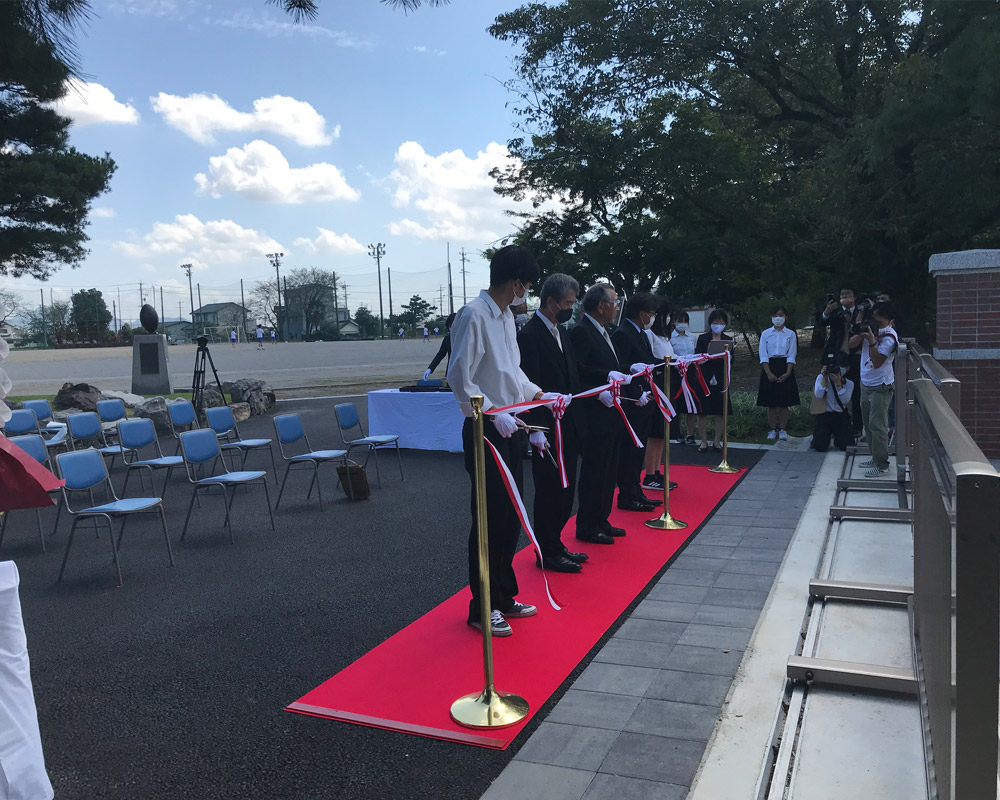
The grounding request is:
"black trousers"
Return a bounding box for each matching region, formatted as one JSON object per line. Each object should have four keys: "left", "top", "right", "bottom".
{"left": 617, "top": 404, "right": 652, "bottom": 504}
{"left": 463, "top": 418, "right": 523, "bottom": 619}
{"left": 576, "top": 422, "right": 623, "bottom": 535}
{"left": 811, "top": 411, "right": 854, "bottom": 452}
{"left": 530, "top": 433, "right": 580, "bottom": 558}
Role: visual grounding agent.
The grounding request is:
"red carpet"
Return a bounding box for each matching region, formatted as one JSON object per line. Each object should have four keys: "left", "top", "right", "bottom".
{"left": 287, "top": 465, "right": 743, "bottom": 749}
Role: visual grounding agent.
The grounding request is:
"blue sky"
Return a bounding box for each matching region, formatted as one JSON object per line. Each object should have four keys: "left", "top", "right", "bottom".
{"left": 5, "top": 0, "right": 540, "bottom": 324}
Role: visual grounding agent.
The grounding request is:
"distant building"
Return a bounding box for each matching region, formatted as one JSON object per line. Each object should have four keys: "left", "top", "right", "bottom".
{"left": 192, "top": 303, "right": 244, "bottom": 338}
{"left": 283, "top": 284, "right": 349, "bottom": 339}
{"left": 338, "top": 319, "right": 361, "bottom": 338}
{"left": 163, "top": 320, "right": 194, "bottom": 342}
{"left": 0, "top": 322, "right": 18, "bottom": 342}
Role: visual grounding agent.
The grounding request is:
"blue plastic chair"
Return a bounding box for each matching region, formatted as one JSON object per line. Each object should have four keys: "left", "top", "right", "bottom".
{"left": 3, "top": 408, "right": 40, "bottom": 436}
{"left": 272, "top": 413, "right": 350, "bottom": 509}
{"left": 178, "top": 429, "right": 275, "bottom": 543}
{"left": 204, "top": 406, "right": 277, "bottom": 476}
{"left": 333, "top": 402, "right": 403, "bottom": 489}
{"left": 55, "top": 449, "right": 174, "bottom": 587}
{"left": 118, "top": 418, "right": 184, "bottom": 499}
{"left": 65, "top": 412, "right": 124, "bottom": 467}
{"left": 97, "top": 398, "right": 127, "bottom": 442}
{"left": 22, "top": 399, "right": 52, "bottom": 425}
{"left": 21, "top": 399, "right": 69, "bottom": 452}
{"left": 168, "top": 399, "right": 199, "bottom": 454}
{"left": 0, "top": 435, "right": 53, "bottom": 553}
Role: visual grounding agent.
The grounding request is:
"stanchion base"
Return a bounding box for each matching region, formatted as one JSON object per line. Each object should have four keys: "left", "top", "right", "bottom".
{"left": 709, "top": 460, "right": 741, "bottom": 474}
{"left": 645, "top": 514, "right": 688, "bottom": 530}
{"left": 450, "top": 686, "right": 529, "bottom": 729}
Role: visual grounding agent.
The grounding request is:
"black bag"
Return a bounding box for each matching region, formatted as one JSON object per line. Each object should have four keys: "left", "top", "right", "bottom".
{"left": 336, "top": 461, "right": 371, "bottom": 500}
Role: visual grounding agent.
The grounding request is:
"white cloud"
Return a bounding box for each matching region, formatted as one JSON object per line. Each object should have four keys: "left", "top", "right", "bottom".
{"left": 387, "top": 141, "right": 529, "bottom": 242}
{"left": 411, "top": 45, "right": 446, "bottom": 56}
{"left": 150, "top": 92, "right": 338, "bottom": 147}
{"left": 106, "top": 0, "right": 184, "bottom": 18}
{"left": 210, "top": 11, "right": 373, "bottom": 49}
{"left": 194, "top": 140, "right": 360, "bottom": 204}
{"left": 91, "top": 207, "right": 116, "bottom": 219}
{"left": 50, "top": 80, "right": 140, "bottom": 127}
{"left": 112, "top": 214, "right": 283, "bottom": 269}
{"left": 293, "top": 228, "right": 365, "bottom": 255}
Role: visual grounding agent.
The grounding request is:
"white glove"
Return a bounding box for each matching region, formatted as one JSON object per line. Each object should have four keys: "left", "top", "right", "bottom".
{"left": 598, "top": 390, "right": 615, "bottom": 408}
{"left": 541, "top": 391, "right": 572, "bottom": 408}
{"left": 630, "top": 363, "right": 649, "bottom": 375}
{"left": 491, "top": 411, "right": 520, "bottom": 438}
{"left": 529, "top": 430, "right": 549, "bottom": 451}
{"left": 608, "top": 370, "right": 630, "bottom": 384}
{"left": 422, "top": 369, "right": 431, "bottom": 381}
{"left": 637, "top": 391, "right": 651, "bottom": 407}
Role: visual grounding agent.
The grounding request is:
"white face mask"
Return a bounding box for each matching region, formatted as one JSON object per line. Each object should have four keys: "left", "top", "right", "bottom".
{"left": 513, "top": 282, "right": 527, "bottom": 303}
{"left": 643, "top": 314, "right": 656, "bottom": 330}
{"left": 772, "top": 316, "right": 785, "bottom": 328}
{"left": 675, "top": 323, "right": 688, "bottom": 333}
{"left": 663, "top": 315, "right": 670, "bottom": 326}
{"left": 711, "top": 323, "right": 725, "bottom": 334}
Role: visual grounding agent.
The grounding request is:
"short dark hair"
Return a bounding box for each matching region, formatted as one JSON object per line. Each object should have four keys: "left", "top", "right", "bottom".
{"left": 674, "top": 310, "right": 690, "bottom": 324}
{"left": 445, "top": 312, "right": 456, "bottom": 328}
{"left": 489, "top": 245, "right": 539, "bottom": 287}
{"left": 581, "top": 283, "right": 614, "bottom": 312}
{"left": 649, "top": 297, "right": 673, "bottom": 337}
{"left": 872, "top": 300, "right": 895, "bottom": 322}
{"left": 540, "top": 273, "right": 580, "bottom": 307}
{"left": 623, "top": 292, "right": 658, "bottom": 320}
{"left": 839, "top": 285, "right": 857, "bottom": 297}
{"left": 708, "top": 308, "right": 729, "bottom": 325}
{"left": 770, "top": 305, "right": 788, "bottom": 317}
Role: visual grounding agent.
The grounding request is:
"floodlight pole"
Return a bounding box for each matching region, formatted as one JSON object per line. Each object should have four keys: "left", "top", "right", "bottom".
{"left": 181, "top": 263, "right": 195, "bottom": 330}
{"left": 267, "top": 252, "right": 284, "bottom": 341}
{"left": 368, "top": 242, "right": 386, "bottom": 338}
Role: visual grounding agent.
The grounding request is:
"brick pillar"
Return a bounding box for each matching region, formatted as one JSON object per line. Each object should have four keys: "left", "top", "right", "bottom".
{"left": 929, "top": 249, "right": 1000, "bottom": 457}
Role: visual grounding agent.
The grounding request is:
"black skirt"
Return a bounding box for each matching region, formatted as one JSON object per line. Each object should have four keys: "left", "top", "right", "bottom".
{"left": 693, "top": 358, "right": 732, "bottom": 416}
{"left": 756, "top": 357, "right": 800, "bottom": 408}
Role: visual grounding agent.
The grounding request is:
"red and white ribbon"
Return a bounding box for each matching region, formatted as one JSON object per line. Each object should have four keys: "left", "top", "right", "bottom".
{"left": 483, "top": 437, "right": 561, "bottom": 611}
{"left": 549, "top": 394, "right": 570, "bottom": 489}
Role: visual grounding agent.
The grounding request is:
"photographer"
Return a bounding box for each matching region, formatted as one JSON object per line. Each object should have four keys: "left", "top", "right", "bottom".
{"left": 810, "top": 352, "right": 854, "bottom": 452}
{"left": 819, "top": 286, "right": 864, "bottom": 436}
{"left": 849, "top": 301, "right": 898, "bottom": 478}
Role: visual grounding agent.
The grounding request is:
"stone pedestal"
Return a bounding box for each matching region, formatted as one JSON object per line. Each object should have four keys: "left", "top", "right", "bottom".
{"left": 131, "top": 334, "right": 172, "bottom": 395}
{"left": 929, "top": 249, "right": 1000, "bottom": 456}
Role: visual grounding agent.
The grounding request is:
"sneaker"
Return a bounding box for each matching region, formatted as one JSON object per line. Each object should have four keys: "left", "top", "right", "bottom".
{"left": 778, "top": 429, "right": 788, "bottom": 440}
{"left": 642, "top": 475, "right": 664, "bottom": 489}
{"left": 859, "top": 459, "right": 876, "bottom": 468}
{"left": 468, "top": 610, "right": 512, "bottom": 637}
{"left": 864, "top": 466, "right": 888, "bottom": 478}
{"left": 506, "top": 602, "right": 537, "bottom": 618}
{"left": 767, "top": 430, "right": 777, "bottom": 440}
{"left": 685, "top": 435, "right": 696, "bottom": 445}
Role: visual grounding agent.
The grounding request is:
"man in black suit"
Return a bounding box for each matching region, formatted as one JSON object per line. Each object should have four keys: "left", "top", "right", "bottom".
{"left": 518, "top": 274, "right": 589, "bottom": 573}
{"left": 611, "top": 293, "right": 660, "bottom": 513}
{"left": 569, "top": 283, "right": 629, "bottom": 545}
{"left": 820, "top": 285, "right": 864, "bottom": 434}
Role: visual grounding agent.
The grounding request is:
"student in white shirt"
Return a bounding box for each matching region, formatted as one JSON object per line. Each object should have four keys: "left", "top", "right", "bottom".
{"left": 850, "top": 301, "right": 898, "bottom": 477}
{"left": 669, "top": 310, "right": 697, "bottom": 444}
{"left": 448, "top": 244, "right": 545, "bottom": 638}
{"left": 756, "top": 305, "right": 800, "bottom": 441}
{"left": 642, "top": 299, "right": 676, "bottom": 490}
{"left": 811, "top": 352, "right": 855, "bottom": 452}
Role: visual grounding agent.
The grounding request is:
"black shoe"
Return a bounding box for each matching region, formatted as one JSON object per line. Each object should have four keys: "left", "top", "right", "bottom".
{"left": 535, "top": 554, "right": 583, "bottom": 573}
{"left": 601, "top": 523, "right": 626, "bottom": 537}
{"left": 646, "top": 497, "right": 663, "bottom": 506}
{"left": 577, "top": 530, "right": 615, "bottom": 545}
{"left": 563, "top": 550, "right": 589, "bottom": 563}
{"left": 669, "top": 481, "right": 678, "bottom": 491}
{"left": 617, "top": 499, "right": 656, "bottom": 512}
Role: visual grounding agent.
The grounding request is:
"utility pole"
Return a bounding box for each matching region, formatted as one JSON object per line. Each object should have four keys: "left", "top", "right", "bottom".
{"left": 283, "top": 276, "right": 289, "bottom": 340}
{"left": 40, "top": 288, "right": 48, "bottom": 348}
{"left": 388, "top": 266, "right": 393, "bottom": 318}
{"left": 438, "top": 284, "right": 444, "bottom": 314}
{"left": 240, "top": 279, "right": 247, "bottom": 343}
{"left": 447, "top": 242, "right": 454, "bottom": 314}
{"left": 112, "top": 300, "right": 116, "bottom": 339}
{"left": 116, "top": 287, "right": 122, "bottom": 330}
{"left": 159, "top": 286, "right": 165, "bottom": 335}
{"left": 332, "top": 271, "right": 340, "bottom": 332}
{"left": 342, "top": 283, "right": 349, "bottom": 316}
{"left": 197, "top": 283, "right": 204, "bottom": 336}
{"left": 181, "top": 263, "right": 195, "bottom": 331}
{"left": 177, "top": 302, "right": 182, "bottom": 324}
{"left": 459, "top": 247, "right": 469, "bottom": 306}
{"left": 266, "top": 252, "right": 284, "bottom": 342}
{"left": 367, "top": 242, "right": 386, "bottom": 338}
{"left": 139, "top": 281, "right": 144, "bottom": 308}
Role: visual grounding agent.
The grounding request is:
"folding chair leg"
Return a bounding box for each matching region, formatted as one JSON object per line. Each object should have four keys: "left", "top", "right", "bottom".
{"left": 159, "top": 507, "right": 174, "bottom": 566}
{"left": 315, "top": 465, "right": 324, "bottom": 511}
{"left": 370, "top": 446, "right": 383, "bottom": 489}
{"left": 116, "top": 515, "right": 129, "bottom": 550}
{"left": 261, "top": 480, "right": 276, "bottom": 530}
{"left": 268, "top": 445, "right": 278, "bottom": 481}
{"left": 35, "top": 509, "right": 45, "bottom": 553}
{"left": 181, "top": 488, "right": 199, "bottom": 541}
{"left": 161, "top": 467, "right": 174, "bottom": 501}
{"left": 218, "top": 485, "right": 235, "bottom": 543}
{"left": 105, "top": 515, "right": 123, "bottom": 587}
{"left": 51, "top": 496, "right": 62, "bottom": 536}
{"left": 275, "top": 462, "right": 293, "bottom": 509}
{"left": 395, "top": 441, "right": 404, "bottom": 481}
{"left": 122, "top": 467, "right": 132, "bottom": 497}
{"left": 57, "top": 519, "right": 79, "bottom": 582}
{"left": 0, "top": 511, "right": 8, "bottom": 551}
{"left": 306, "top": 471, "right": 317, "bottom": 500}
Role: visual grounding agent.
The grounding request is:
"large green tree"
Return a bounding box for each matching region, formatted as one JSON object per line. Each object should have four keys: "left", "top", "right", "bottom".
{"left": 285, "top": 267, "right": 340, "bottom": 337}
{"left": 70, "top": 287, "right": 111, "bottom": 341}
{"left": 490, "top": 1, "right": 1000, "bottom": 338}
{"left": 0, "top": 2, "right": 115, "bottom": 281}
{"left": 399, "top": 295, "right": 437, "bottom": 332}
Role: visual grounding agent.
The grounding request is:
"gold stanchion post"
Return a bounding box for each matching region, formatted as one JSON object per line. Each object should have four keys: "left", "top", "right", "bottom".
{"left": 450, "top": 395, "right": 529, "bottom": 729}
{"left": 646, "top": 362, "right": 687, "bottom": 530}
{"left": 710, "top": 344, "right": 741, "bottom": 474}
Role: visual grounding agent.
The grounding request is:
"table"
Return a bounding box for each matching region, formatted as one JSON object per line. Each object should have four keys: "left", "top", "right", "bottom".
{"left": 367, "top": 389, "right": 464, "bottom": 452}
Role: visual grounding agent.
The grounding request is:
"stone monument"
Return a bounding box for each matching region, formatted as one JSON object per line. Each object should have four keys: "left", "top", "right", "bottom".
{"left": 131, "top": 304, "right": 172, "bottom": 395}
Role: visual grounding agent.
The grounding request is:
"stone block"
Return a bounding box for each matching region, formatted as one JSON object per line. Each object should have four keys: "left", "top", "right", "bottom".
{"left": 133, "top": 396, "right": 171, "bottom": 434}
{"left": 223, "top": 378, "right": 276, "bottom": 415}
{"left": 229, "top": 402, "right": 251, "bottom": 423}
{"left": 131, "top": 334, "right": 172, "bottom": 395}
{"left": 53, "top": 382, "right": 106, "bottom": 412}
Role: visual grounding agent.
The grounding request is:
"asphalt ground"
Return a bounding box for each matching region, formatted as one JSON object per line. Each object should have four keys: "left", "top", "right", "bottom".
{"left": 6, "top": 397, "right": 763, "bottom": 800}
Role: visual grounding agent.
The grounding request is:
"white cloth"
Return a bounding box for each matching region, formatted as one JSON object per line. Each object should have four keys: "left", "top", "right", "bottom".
{"left": 447, "top": 290, "right": 542, "bottom": 416}
{"left": 670, "top": 330, "right": 695, "bottom": 357}
{"left": 491, "top": 412, "right": 520, "bottom": 438}
{"left": 813, "top": 374, "right": 854, "bottom": 412}
{"left": 585, "top": 313, "right": 617, "bottom": 359}
{"left": 0, "top": 562, "right": 54, "bottom": 800}
{"left": 537, "top": 311, "right": 563, "bottom": 351}
{"left": 861, "top": 326, "right": 898, "bottom": 386}
{"left": 759, "top": 326, "right": 797, "bottom": 364}
{"left": 367, "top": 390, "right": 464, "bottom": 452}
{"left": 645, "top": 330, "right": 674, "bottom": 360}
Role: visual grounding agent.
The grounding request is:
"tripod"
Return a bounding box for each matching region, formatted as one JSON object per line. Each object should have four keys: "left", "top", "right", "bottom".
{"left": 191, "top": 336, "right": 226, "bottom": 419}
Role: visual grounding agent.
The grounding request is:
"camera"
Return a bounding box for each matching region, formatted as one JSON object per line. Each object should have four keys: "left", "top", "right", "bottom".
{"left": 821, "top": 352, "right": 839, "bottom": 374}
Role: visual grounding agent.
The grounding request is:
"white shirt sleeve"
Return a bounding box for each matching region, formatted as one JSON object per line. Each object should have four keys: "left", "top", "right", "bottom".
{"left": 876, "top": 335, "right": 896, "bottom": 358}
{"left": 787, "top": 329, "right": 797, "bottom": 364}
{"left": 759, "top": 329, "right": 770, "bottom": 364}
{"left": 446, "top": 310, "right": 494, "bottom": 412}
{"left": 838, "top": 378, "right": 854, "bottom": 403}
{"left": 813, "top": 374, "right": 826, "bottom": 399}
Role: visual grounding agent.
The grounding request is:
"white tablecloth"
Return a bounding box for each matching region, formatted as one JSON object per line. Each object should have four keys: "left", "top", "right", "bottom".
{"left": 0, "top": 562, "right": 53, "bottom": 800}
{"left": 367, "top": 389, "right": 464, "bottom": 452}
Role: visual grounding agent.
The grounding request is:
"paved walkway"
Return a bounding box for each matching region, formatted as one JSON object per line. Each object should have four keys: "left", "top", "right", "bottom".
{"left": 482, "top": 449, "right": 825, "bottom": 799}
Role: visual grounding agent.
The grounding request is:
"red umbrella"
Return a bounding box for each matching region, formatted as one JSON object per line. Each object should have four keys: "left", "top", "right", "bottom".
{"left": 0, "top": 435, "right": 64, "bottom": 512}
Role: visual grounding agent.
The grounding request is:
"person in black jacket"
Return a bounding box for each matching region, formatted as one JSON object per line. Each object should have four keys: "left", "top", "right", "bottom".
{"left": 819, "top": 286, "right": 864, "bottom": 434}
{"left": 611, "top": 293, "right": 660, "bottom": 512}
{"left": 423, "top": 312, "right": 456, "bottom": 380}
{"left": 694, "top": 309, "right": 735, "bottom": 452}
{"left": 569, "top": 283, "right": 627, "bottom": 545}
{"left": 518, "top": 274, "right": 589, "bottom": 573}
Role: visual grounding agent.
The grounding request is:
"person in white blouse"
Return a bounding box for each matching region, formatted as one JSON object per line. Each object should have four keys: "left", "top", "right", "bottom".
{"left": 669, "top": 310, "right": 697, "bottom": 444}
{"left": 642, "top": 299, "right": 676, "bottom": 491}
{"left": 447, "top": 244, "right": 546, "bottom": 638}
{"left": 811, "top": 352, "right": 855, "bottom": 452}
{"left": 756, "top": 305, "right": 800, "bottom": 441}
